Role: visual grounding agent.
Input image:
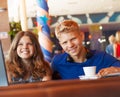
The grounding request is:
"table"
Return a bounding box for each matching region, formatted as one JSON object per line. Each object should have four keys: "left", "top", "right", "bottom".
{"left": 0, "top": 76, "right": 120, "bottom": 97}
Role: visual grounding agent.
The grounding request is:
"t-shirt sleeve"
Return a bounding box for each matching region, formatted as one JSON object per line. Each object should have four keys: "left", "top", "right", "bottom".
{"left": 51, "top": 56, "right": 57, "bottom": 71}
{"left": 111, "top": 60, "right": 120, "bottom": 67}
{"left": 104, "top": 52, "right": 120, "bottom": 67}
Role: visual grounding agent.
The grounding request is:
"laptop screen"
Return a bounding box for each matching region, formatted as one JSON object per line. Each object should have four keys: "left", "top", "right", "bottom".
{"left": 0, "top": 40, "right": 8, "bottom": 86}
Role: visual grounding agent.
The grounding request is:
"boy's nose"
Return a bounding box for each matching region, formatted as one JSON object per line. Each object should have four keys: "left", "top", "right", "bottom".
{"left": 67, "top": 41, "right": 74, "bottom": 48}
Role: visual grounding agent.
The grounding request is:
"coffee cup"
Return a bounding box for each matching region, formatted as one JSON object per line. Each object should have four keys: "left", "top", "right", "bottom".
{"left": 83, "top": 66, "right": 96, "bottom": 77}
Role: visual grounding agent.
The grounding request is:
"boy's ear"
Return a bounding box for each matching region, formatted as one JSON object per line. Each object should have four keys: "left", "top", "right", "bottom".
{"left": 80, "top": 31, "right": 85, "bottom": 41}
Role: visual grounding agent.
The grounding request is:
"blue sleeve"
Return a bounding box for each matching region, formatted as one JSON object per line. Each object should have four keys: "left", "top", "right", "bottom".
{"left": 103, "top": 52, "right": 120, "bottom": 67}
{"left": 112, "top": 60, "right": 120, "bottom": 67}
{"left": 91, "top": 51, "right": 120, "bottom": 73}
{"left": 51, "top": 55, "right": 58, "bottom": 72}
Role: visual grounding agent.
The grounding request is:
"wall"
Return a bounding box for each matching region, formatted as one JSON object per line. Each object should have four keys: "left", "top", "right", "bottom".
{"left": 0, "top": 0, "right": 11, "bottom": 54}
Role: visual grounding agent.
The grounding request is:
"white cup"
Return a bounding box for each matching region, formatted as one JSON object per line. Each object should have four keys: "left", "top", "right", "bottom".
{"left": 83, "top": 66, "right": 96, "bottom": 77}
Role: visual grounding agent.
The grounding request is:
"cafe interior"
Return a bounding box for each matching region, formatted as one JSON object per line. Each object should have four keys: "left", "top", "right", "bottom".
{"left": 0, "top": 0, "right": 120, "bottom": 97}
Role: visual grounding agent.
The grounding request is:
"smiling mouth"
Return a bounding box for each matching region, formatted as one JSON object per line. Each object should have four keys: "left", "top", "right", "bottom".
{"left": 69, "top": 49, "right": 77, "bottom": 53}
{"left": 21, "top": 50, "right": 29, "bottom": 54}
{"left": 22, "top": 52, "right": 29, "bottom": 54}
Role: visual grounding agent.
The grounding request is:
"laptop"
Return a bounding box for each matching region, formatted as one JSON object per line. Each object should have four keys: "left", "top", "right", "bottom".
{"left": 0, "top": 40, "right": 8, "bottom": 86}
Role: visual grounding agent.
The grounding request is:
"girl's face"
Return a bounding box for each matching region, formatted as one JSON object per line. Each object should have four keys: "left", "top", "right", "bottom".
{"left": 17, "top": 36, "right": 34, "bottom": 59}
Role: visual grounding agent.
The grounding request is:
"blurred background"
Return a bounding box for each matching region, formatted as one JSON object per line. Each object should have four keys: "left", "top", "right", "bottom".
{"left": 0, "top": 0, "right": 120, "bottom": 57}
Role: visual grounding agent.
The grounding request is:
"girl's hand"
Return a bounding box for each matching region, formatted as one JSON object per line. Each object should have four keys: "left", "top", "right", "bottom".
{"left": 42, "top": 76, "right": 51, "bottom": 81}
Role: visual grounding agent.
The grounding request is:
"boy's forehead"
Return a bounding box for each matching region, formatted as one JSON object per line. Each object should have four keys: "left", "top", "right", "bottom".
{"left": 58, "top": 31, "right": 80, "bottom": 39}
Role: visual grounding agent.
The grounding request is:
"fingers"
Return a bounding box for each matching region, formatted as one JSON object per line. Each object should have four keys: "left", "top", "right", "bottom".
{"left": 97, "top": 67, "right": 120, "bottom": 77}
{"left": 97, "top": 69, "right": 109, "bottom": 77}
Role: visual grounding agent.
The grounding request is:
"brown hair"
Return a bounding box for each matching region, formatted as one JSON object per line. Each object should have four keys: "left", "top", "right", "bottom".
{"left": 6, "top": 31, "right": 52, "bottom": 79}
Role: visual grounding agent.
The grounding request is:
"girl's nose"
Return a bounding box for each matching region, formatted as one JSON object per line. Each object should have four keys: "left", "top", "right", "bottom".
{"left": 23, "top": 44, "right": 28, "bottom": 48}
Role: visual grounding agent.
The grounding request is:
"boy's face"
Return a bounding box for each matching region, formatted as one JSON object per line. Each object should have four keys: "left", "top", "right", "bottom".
{"left": 58, "top": 31, "right": 84, "bottom": 58}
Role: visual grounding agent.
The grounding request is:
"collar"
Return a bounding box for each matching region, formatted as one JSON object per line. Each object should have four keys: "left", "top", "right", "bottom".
{"left": 67, "top": 55, "right": 74, "bottom": 62}
{"left": 66, "top": 48, "right": 94, "bottom": 62}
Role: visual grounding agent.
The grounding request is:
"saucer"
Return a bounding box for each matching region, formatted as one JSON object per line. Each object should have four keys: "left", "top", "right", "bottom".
{"left": 79, "top": 75, "right": 100, "bottom": 80}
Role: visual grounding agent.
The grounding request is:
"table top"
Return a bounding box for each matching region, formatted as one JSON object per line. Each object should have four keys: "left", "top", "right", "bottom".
{"left": 0, "top": 76, "right": 120, "bottom": 97}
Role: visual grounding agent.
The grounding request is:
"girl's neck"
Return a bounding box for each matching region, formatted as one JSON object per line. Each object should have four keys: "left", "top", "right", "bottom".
{"left": 21, "top": 59, "right": 32, "bottom": 67}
